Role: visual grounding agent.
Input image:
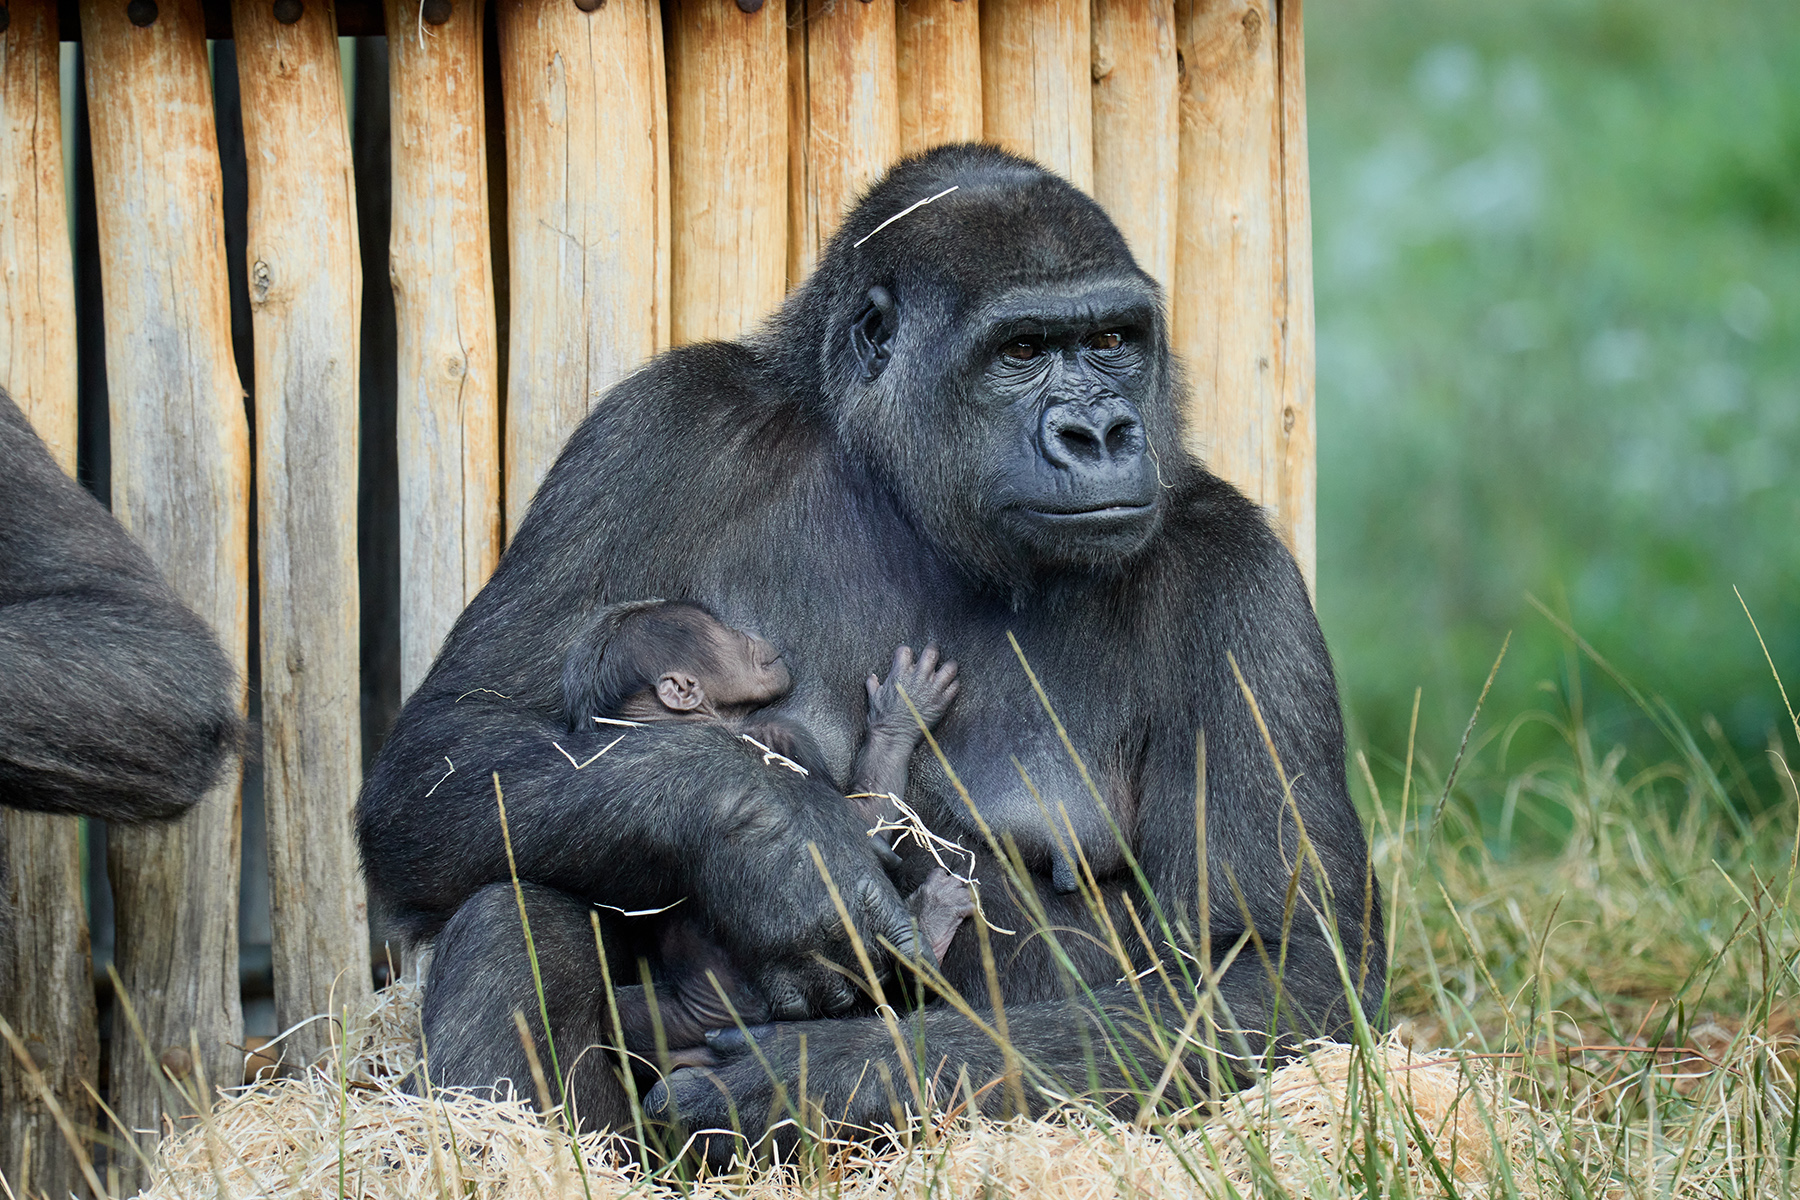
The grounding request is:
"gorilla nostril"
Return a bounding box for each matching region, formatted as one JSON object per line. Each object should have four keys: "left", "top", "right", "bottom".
{"left": 1058, "top": 425, "right": 1101, "bottom": 460}
{"left": 1104, "top": 417, "right": 1140, "bottom": 457}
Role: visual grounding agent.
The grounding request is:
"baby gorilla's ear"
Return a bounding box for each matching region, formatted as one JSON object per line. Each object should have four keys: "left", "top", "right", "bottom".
{"left": 655, "top": 671, "right": 708, "bottom": 713}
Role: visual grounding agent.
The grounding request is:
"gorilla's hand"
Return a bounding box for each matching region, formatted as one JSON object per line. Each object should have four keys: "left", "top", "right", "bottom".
{"left": 644, "top": 1016, "right": 908, "bottom": 1168}
{"left": 865, "top": 644, "right": 959, "bottom": 739}
{"left": 691, "top": 777, "right": 927, "bottom": 1021}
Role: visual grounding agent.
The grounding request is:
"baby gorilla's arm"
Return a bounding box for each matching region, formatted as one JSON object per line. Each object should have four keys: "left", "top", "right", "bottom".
{"left": 849, "top": 645, "right": 959, "bottom": 831}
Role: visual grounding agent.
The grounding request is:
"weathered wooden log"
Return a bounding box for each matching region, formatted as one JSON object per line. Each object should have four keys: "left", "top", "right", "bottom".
{"left": 666, "top": 0, "right": 785, "bottom": 344}
{"left": 1274, "top": 0, "right": 1315, "bottom": 585}
{"left": 979, "top": 0, "right": 1091, "bottom": 190}
{"left": 0, "top": 3, "right": 99, "bottom": 1194}
{"left": 81, "top": 0, "right": 249, "bottom": 1172}
{"left": 1091, "top": 0, "right": 1178, "bottom": 291}
{"left": 387, "top": 0, "right": 503, "bottom": 693}
{"left": 497, "top": 0, "right": 667, "bottom": 531}
{"left": 232, "top": 0, "right": 371, "bottom": 1065}
{"left": 896, "top": 0, "right": 981, "bottom": 154}
{"left": 1173, "top": 0, "right": 1312, "bottom": 584}
{"left": 787, "top": 0, "right": 899, "bottom": 283}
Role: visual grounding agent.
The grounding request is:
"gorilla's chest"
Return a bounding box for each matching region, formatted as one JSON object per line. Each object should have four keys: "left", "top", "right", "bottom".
{"left": 779, "top": 644, "right": 1142, "bottom": 892}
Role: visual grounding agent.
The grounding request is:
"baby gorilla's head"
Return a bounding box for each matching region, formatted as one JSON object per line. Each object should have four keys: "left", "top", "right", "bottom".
{"left": 562, "top": 599, "right": 791, "bottom": 729}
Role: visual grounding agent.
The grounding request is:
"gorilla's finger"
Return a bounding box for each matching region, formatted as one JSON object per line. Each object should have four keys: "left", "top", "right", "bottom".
{"left": 862, "top": 882, "right": 927, "bottom": 969}
{"left": 917, "top": 644, "right": 939, "bottom": 674}
{"left": 704, "top": 1023, "right": 775, "bottom": 1055}
{"left": 665, "top": 1045, "right": 718, "bottom": 1069}
{"left": 643, "top": 1078, "right": 672, "bottom": 1116}
{"left": 866, "top": 673, "right": 880, "bottom": 701}
{"left": 759, "top": 972, "right": 811, "bottom": 1021}
{"left": 893, "top": 645, "right": 912, "bottom": 672}
{"left": 822, "top": 974, "right": 859, "bottom": 1014}
{"left": 871, "top": 834, "right": 903, "bottom": 869}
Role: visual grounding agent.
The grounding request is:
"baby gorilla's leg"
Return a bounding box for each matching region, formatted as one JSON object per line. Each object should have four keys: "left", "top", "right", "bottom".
{"left": 907, "top": 867, "right": 976, "bottom": 963}
{"left": 612, "top": 920, "right": 770, "bottom": 1062}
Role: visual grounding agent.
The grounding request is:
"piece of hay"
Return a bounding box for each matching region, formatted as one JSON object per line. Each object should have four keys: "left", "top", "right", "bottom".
{"left": 138, "top": 986, "right": 1537, "bottom": 1200}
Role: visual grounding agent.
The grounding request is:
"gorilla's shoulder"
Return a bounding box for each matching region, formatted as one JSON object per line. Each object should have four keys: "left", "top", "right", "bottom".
{"left": 532, "top": 342, "right": 825, "bottom": 510}
{"left": 1146, "top": 468, "right": 1311, "bottom": 607}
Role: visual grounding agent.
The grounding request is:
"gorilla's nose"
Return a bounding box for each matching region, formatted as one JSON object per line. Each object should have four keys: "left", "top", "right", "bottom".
{"left": 1040, "top": 396, "right": 1145, "bottom": 471}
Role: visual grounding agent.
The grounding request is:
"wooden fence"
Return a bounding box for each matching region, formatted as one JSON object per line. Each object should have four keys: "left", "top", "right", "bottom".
{"left": 0, "top": 0, "right": 1314, "bottom": 1194}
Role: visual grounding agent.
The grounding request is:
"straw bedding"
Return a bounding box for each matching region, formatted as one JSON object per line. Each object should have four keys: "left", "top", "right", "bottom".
{"left": 138, "top": 984, "right": 1538, "bottom": 1200}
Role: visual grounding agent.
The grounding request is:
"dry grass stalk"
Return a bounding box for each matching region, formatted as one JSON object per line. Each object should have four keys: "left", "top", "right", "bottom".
{"left": 135, "top": 982, "right": 1537, "bottom": 1200}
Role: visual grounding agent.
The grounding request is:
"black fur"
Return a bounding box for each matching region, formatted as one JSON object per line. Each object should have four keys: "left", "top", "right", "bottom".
{"left": 358, "top": 145, "right": 1384, "bottom": 1153}
{"left": 0, "top": 389, "right": 238, "bottom": 988}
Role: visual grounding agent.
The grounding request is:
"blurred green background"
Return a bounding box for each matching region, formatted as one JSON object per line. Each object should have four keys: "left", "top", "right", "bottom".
{"left": 1306, "top": 0, "right": 1800, "bottom": 789}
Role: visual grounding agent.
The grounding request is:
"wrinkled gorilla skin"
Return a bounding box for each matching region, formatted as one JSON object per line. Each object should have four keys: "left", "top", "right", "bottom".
{"left": 0, "top": 390, "right": 237, "bottom": 988}
{"left": 358, "top": 145, "right": 1384, "bottom": 1149}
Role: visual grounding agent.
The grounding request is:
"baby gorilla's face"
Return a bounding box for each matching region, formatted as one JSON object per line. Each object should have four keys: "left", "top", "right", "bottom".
{"left": 695, "top": 615, "right": 792, "bottom": 712}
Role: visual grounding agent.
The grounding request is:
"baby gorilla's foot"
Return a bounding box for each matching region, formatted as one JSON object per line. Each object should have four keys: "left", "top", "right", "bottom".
{"left": 613, "top": 920, "right": 770, "bottom": 1057}
{"left": 865, "top": 644, "right": 960, "bottom": 739}
{"left": 907, "top": 866, "right": 976, "bottom": 963}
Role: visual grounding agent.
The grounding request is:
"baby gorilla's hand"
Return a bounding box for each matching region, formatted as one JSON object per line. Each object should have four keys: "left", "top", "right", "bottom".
{"left": 865, "top": 644, "right": 959, "bottom": 739}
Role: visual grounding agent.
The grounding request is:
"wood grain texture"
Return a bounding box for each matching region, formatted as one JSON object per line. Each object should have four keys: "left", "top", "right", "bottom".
{"left": 896, "top": 0, "right": 981, "bottom": 154}
{"left": 497, "top": 0, "right": 666, "bottom": 531}
{"left": 0, "top": 6, "right": 99, "bottom": 1194}
{"left": 81, "top": 0, "right": 249, "bottom": 1171}
{"left": 232, "top": 0, "right": 371, "bottom": 1066}
{"left": 1275, "top": 0, "right": 1315, "bottom": 588}
{"left": 666, "top": 0, "right": 786, "bottom": 344}
{"left": 1, "top": 819, "right": 96, "bottom": 1200}
{"left": 788, "top": 0, "right": 900, "bottom": 284}
{"left": 0, "top": 0, "right": 77, "bottom": 463}
{"left": 1172, "top": 0, "right": 1292, "bottom": 560}
{"left": 387, "top": 0, "right": 502, "bottom": 694}
{"left": 979, "top": 0, "right": 1091, "bottom": 191}
{"left": 1090, "top": 0, "right": 1177, "bottom": 290}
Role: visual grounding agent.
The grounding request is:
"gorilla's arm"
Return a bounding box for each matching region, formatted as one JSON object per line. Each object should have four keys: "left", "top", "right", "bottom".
{"left": 0, "top": 392, "right": 237, "bottom": 820}
{"left": 359, "top": 712, "right": 925, "bottom": 1017}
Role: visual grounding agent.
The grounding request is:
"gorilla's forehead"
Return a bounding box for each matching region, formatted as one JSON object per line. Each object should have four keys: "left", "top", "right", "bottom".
{"left": 972, "top": 277, "right": 1162, "bottom": 334}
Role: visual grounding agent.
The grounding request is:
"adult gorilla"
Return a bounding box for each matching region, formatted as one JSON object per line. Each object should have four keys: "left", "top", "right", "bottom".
{"left": 358, "top": 145, "right": 1383, "bottom": 1145}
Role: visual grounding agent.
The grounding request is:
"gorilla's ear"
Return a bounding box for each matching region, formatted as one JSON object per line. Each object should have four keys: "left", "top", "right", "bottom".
{"left": 656, "top": 672, "right": 707, "bottom": 713}
{"left": 850, "top": 285, "right": 898, "bottom": 380}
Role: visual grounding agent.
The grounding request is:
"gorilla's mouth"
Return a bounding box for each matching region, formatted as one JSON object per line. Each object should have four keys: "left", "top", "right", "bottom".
{"left": 1026, "top": 503, "right": 1156, "bottom": 523}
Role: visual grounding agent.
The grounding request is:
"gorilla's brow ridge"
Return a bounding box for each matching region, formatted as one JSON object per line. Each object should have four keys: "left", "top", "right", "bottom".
{"left": 853, "top": 185, "right": 960, "bottom": 248}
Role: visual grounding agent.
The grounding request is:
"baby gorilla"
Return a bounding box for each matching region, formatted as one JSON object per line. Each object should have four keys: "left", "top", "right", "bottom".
{"left": 561, "top": 599, "right": 974, "bottom": 1060}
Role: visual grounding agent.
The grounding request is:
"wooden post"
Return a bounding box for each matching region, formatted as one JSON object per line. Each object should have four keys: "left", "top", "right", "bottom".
{"left": 232, "top": 0, "right": 372, "bottom": 1065}
{"left": 1172, "top": 0, "right": 1313, "bottom": 585}
{"left": 896, "top": 0, "right": 981, "bottom": 154}
{"left": 81, "top": 0, "right": 249, "bottom": 1169}
{"left": 666, "top": 0, "right": 786, "bottom": 344}
{"left": 787, "top": 0, "right": 899, "bottom": 284}
{"left": 1091, "top": 0, "right": 1178, "bottom": 291}
{"left": 0, "top": 5, "right": 98, "bottom": 1194}
{"left": 388, "top": 0, "right": 503, "bottom": 695}
{"left": 979, "top": 0, "right": 1091, "bottom": 191}
{"left": 497, "top": 0, "right": 667, "bottom": 532}
{"left": 1275, "top": 0, "right": 1315, "bottom": 587}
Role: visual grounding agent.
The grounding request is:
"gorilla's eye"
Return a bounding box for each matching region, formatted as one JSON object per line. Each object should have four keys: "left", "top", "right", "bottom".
{"left": 1001, "top": 341, "right": 1040, "bottom": 362}
{"left": 1086, "top": 331, "right": 1124, "bottom": 351}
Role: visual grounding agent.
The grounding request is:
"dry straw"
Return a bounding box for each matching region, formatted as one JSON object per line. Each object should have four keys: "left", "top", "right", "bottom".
{"left": 135, "top": 981, "right": 1542, "bottom": 1200}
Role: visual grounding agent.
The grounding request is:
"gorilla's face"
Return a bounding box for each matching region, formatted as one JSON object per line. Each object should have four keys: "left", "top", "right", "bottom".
{"left": 968, "top": 281, "right": 1164, "bottom": 566}
{"left": 816, "top": 150, "right": 1184, "bottom": 583}
{"left": 842, "top": 270, "right": 1171, "bottom": 579}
